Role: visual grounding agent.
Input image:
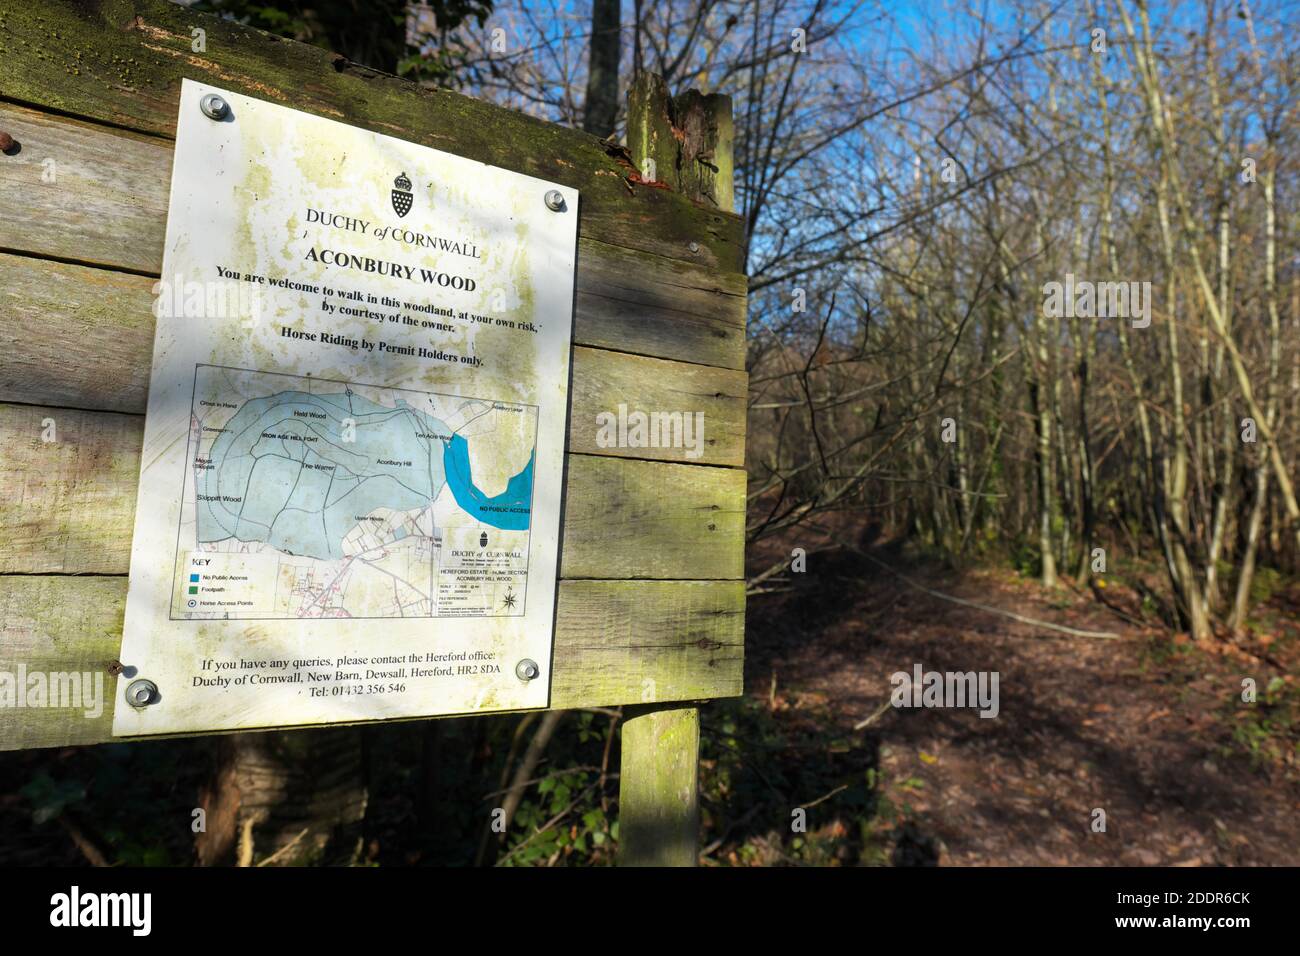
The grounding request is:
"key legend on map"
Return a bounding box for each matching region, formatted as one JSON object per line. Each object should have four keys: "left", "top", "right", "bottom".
{"left": 174, "top": 552, "right": 279, "bottom": 618}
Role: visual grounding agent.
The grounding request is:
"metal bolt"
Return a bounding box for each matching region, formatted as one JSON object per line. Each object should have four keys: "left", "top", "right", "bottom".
{"left": 0, "top": 131, "right": 15, "bottom": 153}
{"left": 125, "top": 678, "right": 158, "bottom": 708}
{"left": 515, "top": 659, "right": 540, "bottom": 681}
{"left": 688, "top": 241, "right": 701, "bottom": 254}
{"left": 199, "top": 93, "right": 230, "bottom": 121}
{"left": 543, "top": 190, "right": 566, "bottom": 212}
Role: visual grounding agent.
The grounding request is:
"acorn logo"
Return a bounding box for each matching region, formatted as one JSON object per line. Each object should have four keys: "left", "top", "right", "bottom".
{"left": 391, "top": 171, "right": 413, "bottom": 218}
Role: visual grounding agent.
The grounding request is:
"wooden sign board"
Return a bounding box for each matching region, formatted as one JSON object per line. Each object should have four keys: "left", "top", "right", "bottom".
{"left": 0, "top": 0, "right": 746, "bottom": 754}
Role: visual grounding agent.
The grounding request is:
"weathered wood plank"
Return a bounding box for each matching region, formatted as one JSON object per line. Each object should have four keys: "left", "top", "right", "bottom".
{"left": 619, "top": 704, "right": 701, "bottom": 866}
{"left": 0, "top": 99, "right": 745, "bottom": 369}
{"left": 0, "top": 104, "right": 170, "bottom": 274}
{"left": 552, "top": 580, "right": 743, "bottom": 707}
{"left": 572, "top": 239, "right": 745, "bottom": 368}
{"left": 0, "top": 403, "right": 141, "bottom": 575}
{"left": 0, "top": 0, "right": 745, "bottom": 273}
{"left": 567, "top": 349, "right": 747, "bottom": 466}
{"left": 0, "top": 575, "right": 126, "bottom": 751}
{"left": 0, "top": 255, "right": 155, "bottom": 412}
{"left": 0, "top": 576, "right": 743, "bottom": 750}
{"left": 559, "top": 455, "right": 744, "bottom": 579}
{"left": 0, "top": 402, "right": 744, "bottom": 578}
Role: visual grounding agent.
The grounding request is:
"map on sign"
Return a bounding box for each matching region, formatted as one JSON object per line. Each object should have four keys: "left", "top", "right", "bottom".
{"left": 114, "top": 80, "right": 576, "bottom": 736}
{"left": 176, "top": 365, "right": 536, "bottom": 621}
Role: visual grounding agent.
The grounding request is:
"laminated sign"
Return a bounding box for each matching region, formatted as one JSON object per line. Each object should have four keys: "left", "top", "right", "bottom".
{"left": 114, "top": 81, "right": 578, "bottom": 735}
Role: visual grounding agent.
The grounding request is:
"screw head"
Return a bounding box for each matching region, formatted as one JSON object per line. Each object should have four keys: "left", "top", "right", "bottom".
{"left": 515, "top": 659, "right": 540, "bottom": 681}
{"left": 0, "top": 131, "right": 15, "bottom": 153}
{"left": 543, "top": 190, "right": 566, "bottom": 212}
{"left": 688, "top": 241, "right": 701, "bottom": 254}
{"left": 199, "top": 93, "right": 230, "bottom": 121}
{"left": 125, "top": 678, "right": 158, "bottom": 708}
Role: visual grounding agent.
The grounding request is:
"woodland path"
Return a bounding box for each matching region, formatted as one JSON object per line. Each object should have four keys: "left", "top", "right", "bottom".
{"left": 743, "top": 535, "right": 1300, "bottom": 866}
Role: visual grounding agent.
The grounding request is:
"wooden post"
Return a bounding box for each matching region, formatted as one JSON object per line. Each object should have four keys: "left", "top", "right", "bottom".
{"left": 619, "top": 704, "right": 700, "bottom": 866}
{"left": 626, "top": 71, "right": 735, "bottom": 211}
{"left": 619, "top": 72, "right": 734, "bottom": 866}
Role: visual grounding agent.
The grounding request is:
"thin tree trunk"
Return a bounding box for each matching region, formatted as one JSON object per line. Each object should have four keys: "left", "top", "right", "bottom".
{"left": 1231, "top": 462, "right": 1271, "bottom": 631}
{"left": 1228, "top": 137, "right": 1284, "bottom": 628}
{"left": 477, "top": 710, "right": 565, "bottom": 866}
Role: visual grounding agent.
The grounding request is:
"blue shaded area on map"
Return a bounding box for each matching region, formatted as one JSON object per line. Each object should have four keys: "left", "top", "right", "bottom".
{"left": 442, "top": 434, "right": 533, "bottom": 531}
{"left": 197, "top": 389, "right": 451, "bottom": 561}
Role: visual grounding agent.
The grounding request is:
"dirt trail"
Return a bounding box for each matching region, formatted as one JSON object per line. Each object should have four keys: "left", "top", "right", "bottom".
{"left": 745, "top": 542, "right": 1300, "bottom": 865}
